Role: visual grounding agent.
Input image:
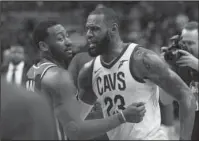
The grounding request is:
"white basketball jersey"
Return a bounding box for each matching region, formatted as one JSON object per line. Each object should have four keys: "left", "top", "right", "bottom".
{"left": 92, "top": 43, "right": 167, "bottom": 140}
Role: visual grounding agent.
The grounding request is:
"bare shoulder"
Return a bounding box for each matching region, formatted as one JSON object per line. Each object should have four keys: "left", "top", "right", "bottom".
{"left": 42, "top": 66, "right": 73, "bottom": 90}
{"left": 131, "top": 46, "right": 168, "bottom": 78}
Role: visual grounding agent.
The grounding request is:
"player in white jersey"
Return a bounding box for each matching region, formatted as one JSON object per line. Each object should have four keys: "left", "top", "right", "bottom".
{"left": 78, "top": 7, "right": 196, "bottom": 140}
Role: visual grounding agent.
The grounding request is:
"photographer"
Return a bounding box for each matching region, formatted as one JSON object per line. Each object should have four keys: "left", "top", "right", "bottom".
{"left": 161, "top": 21, "right": 198, "bottom": 140}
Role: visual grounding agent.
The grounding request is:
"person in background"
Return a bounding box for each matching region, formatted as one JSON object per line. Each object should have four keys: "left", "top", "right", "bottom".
{"left": 1, "top": 49, "right": 11, "bottom": 67}
{"left": 1, "top": 45, "right": 31, "bottom": 87}
{"left": 161, "top": 21, "right": 199, "bottom": 140}
{"left": 1, "top": 78, "right": 57, "bottom": 140}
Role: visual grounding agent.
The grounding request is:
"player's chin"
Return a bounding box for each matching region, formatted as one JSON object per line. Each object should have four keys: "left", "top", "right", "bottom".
{"left": 88, "top": 50, "right": 97, "bottom": 57}
{"left": 88, "top": 48, "right": 99, "bottom": 57}
{"left": 64, "top": 51, "right": 73, "bottom": 59}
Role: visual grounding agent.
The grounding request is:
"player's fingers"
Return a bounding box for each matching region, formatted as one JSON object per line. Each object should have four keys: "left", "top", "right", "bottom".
{"left": 131, "top": 102, "right": 142, "bottom": 107}
{"left": 136, "top": 102, "right": 146, "bottom": 107}
{"left": 136, "top": 105, "right": 146, "bottom": 112}
{"left": 139, "top": 109, "right": 146, "bottom": 116}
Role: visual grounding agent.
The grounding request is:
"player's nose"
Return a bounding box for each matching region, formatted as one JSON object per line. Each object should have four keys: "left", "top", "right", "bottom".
{"left": 65, "top": 37, "right": 72, "bottom": 47}
{"left": 86, "top": 29, "right": 93, "bottom": 39}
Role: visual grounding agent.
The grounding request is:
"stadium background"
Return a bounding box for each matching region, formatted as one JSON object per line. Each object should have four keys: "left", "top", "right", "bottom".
{"left": 1, "top": 1, "right": 198, "bottom": 64}
{"left": 0, "top": 1, "right": 198, "bottom": 140}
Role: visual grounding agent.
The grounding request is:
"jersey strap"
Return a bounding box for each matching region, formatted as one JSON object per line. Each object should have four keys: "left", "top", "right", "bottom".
{"left": 34, "top": 63, "right": 57, "bottom": 91}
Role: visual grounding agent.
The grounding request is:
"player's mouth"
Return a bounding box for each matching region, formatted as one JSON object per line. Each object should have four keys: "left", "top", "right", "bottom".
{"left": 64, "top": 49, "right": 73, "bottom": 57}
{"left": 89, "top": 43, "right": 97, "bottom": 52}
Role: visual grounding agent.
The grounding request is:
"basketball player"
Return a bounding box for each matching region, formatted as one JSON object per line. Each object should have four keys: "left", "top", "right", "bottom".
{"left": 26, "top": 20, "right": 149, "bottom": 140}
{"left": 1, "top": 77, "right": 57, "bottom": 140}
{"left": 77, "top": 7, "right": 196, "bottom": 140}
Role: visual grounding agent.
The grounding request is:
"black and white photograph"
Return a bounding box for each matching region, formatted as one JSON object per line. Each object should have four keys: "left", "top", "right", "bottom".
{"left": 0, "top": 1, "right": 198, "bottom": 140}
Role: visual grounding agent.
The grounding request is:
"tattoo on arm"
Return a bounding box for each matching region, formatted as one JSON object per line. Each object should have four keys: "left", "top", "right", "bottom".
{"left": 137, "top": 47, "right": 196, "bottom": 139}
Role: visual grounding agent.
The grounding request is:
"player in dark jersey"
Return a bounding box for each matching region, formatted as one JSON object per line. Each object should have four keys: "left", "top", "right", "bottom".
{"left": 1, "top": 77, "right": 57, "bottom": 140}
{"left": 77, "top": 7, "right": 196, "bottom": 140}
{"left": 26, "top": 20, "right": 149, "bottom": 140}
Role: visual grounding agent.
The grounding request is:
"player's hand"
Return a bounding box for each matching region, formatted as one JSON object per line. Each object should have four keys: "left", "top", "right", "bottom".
{"left": 176, "top": 49, "right": 198, "bottom": 71}
{"left": 123, "top": 102, "right": 146, "bottom": 123}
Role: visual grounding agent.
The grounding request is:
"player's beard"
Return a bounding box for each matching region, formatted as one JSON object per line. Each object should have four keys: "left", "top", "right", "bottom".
{"left": 88, "top": 32, "right": 110, "bottom": 57}
{"left": 46, "top": 46, "right": 67, "bottom": 64}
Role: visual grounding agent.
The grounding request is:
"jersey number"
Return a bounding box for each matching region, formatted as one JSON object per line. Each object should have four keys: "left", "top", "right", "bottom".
{"left": 104, "top": 95, "right": 126, "bottom": 116}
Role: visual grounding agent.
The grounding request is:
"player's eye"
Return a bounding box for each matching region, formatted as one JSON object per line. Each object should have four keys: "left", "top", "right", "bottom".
{"left": 57, "top": 35, "right": 64, "bottom": 41}
{"left": 86, "top": 26, "right": 99, "bottom": 32}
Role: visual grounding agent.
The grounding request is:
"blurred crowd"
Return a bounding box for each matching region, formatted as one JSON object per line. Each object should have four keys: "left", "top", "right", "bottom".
{"left": 1, "top": 1, "right": 198, "bottom": 66}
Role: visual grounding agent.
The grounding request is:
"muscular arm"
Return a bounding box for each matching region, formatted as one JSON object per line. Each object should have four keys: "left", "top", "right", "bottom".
{"left": 132, "top": 47, "right": 196, "bottom": 140}
{"left": 42, "top": 66, "right": 124, "bottom": 140}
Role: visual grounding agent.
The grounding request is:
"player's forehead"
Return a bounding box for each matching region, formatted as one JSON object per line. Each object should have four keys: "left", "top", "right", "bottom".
{"left": 47, "top": 24, "right": 66, "bottom": 36}
{"left": 86, "top": 14, "right": 105, "bottom": 27}
{"left": 181, "top": 29, "right": 198, "bottom": 40}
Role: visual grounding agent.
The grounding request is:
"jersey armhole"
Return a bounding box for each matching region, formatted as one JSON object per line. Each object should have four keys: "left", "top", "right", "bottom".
{"left": 91, "top": 57, "right": 97, "bottom": 96}
{"left": 37, "top": 64, "right": 58, "bottom": 91}
{"left": 129, "top": 45, "right": 146, "bottom": 83}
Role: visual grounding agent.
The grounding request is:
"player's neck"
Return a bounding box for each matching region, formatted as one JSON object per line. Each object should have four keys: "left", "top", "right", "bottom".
{"left": 101, "top": 38, "right": 124, "bottom": 63}
{"left": 40, "top": 52, "right": 65, "bottom": 67}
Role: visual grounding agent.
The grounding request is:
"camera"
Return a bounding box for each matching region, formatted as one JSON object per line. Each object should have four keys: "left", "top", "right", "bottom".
{"left": 164, "top": 35, "right": 188, "bottom": 62}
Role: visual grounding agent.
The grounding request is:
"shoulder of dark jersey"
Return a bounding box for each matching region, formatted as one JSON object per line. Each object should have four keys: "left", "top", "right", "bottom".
{"left": 27, "top": 62, "right": 57, "bottom": 79}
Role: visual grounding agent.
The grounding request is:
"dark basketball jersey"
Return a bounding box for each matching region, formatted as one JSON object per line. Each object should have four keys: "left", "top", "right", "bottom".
{"left": 26, "top": 61, "right": 67, "bottom": 140}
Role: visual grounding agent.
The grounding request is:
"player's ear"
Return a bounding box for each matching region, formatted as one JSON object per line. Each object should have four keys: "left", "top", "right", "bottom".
{"left": 38, "top": 41, "right": 49, "bottom": 52}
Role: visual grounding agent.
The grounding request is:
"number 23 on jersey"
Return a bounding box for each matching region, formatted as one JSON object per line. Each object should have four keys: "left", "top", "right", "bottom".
{"left": 104, "top": 94, "right": 126, "bottom": 116}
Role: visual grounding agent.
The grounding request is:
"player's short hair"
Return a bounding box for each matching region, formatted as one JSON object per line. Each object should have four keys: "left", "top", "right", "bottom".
{"left": 89, "top": 7, "right": 120, "bottom": 27}
{"left": 32, "top": 20, "right": 58, "bottom": 49}
{"left": 183, "top": 21, "right": 198, "bottom": 31}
